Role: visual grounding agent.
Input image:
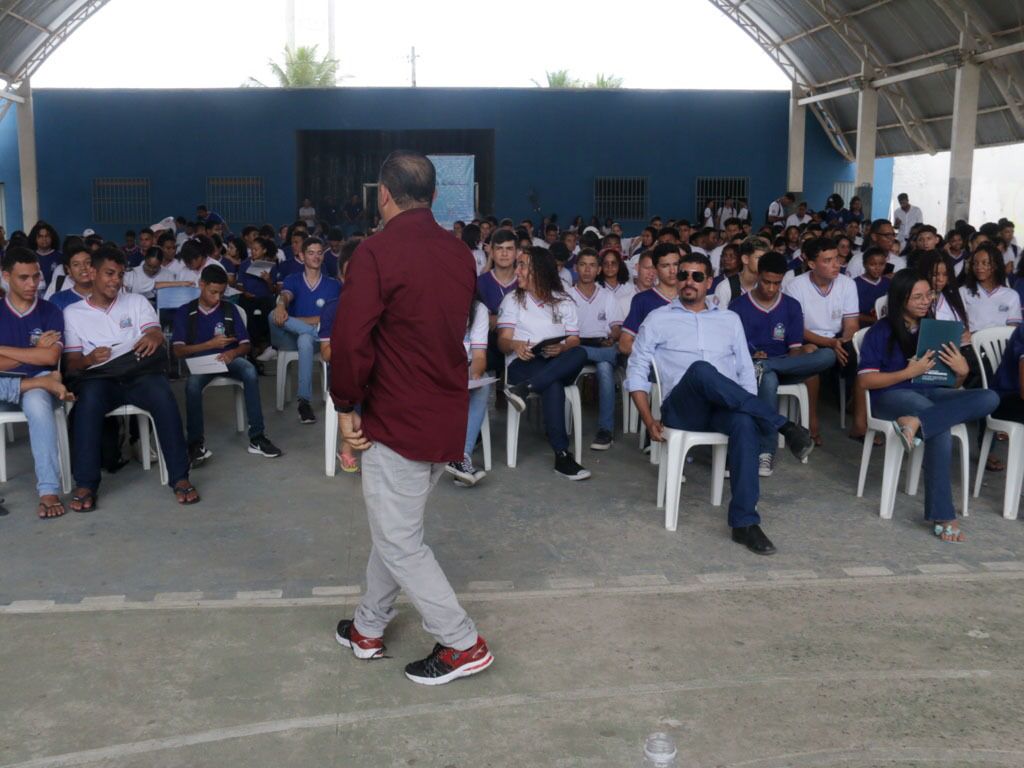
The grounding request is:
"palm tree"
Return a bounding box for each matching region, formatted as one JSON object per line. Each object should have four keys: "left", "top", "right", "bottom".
{"left": 588, "top": 73, "right": 623, "bottom": 89}
{"left": 247, "top": 45, "right": 340, "bottom": 88}
{"left": 531, "top": 69, "right": 623, "bottom": 89}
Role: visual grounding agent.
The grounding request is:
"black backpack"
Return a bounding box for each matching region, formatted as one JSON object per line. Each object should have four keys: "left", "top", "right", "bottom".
{"left": 184, "top": 299, "right": 235, "bottom": 344}
{"left": 726, "top": 274, "right": 742, "bottom": 305}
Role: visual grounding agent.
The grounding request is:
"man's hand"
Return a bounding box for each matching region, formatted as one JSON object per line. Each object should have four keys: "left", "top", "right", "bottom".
{"left": 216, "top": 348, "right": 238, "bottom": 363}
{"left": 339, "top": 411, "right": 371, "bottom": 451}
{"left": 833, "top": 338, "right": 849, "bottom": 366}
{"left": 512, "top": 339, "right": 534, "bottom": 362}
{"left": 273, "top": 305, "right": 288, "bottom": 327}
{"left": 752, "top": 350, "right": 768, "bottom": 360}
{"left": 133, "top": 332, "right": 162, "bottom": 358}
{"left": 207, "top": 334, "right": 233, "bottom": 350}
{"left": 36, "top": 331, "right": 61, "bottom": 348}
{"left": 86, "top": 347, "right": 112, "bottom": 366}
{"left": 646, "top": 418, "right": 666, "bottom": 443}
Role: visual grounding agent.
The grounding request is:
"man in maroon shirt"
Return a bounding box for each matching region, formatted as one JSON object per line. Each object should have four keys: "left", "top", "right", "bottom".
{"left": 330, "top": 151, "right": 494, "bottom": 686}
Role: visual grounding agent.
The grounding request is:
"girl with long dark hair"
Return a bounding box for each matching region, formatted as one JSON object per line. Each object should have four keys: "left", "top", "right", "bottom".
{"left": 960, "top": 243, "right": 1021, "bottom": 332}
{"left": 28, "top": 220, "right": 61, "bottom": 284}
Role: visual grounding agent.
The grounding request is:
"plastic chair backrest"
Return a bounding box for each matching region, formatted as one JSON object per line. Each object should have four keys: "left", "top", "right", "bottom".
{"left": 971, "top": 325, "right": 1015, "bottom": 389}
{"left": 874, "top": 295, "right": 888, "bottom": 319}
{"left": 851, "top": 327, "right": 872, "bottom": 420}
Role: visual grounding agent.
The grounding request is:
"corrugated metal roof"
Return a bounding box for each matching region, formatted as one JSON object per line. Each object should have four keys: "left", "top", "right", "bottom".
{"left": 709, "top": 0, "right": 1024, "bottom": 159}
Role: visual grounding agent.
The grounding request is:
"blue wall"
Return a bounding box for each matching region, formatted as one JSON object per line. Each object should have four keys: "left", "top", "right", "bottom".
{"left": 0, "top": 104, "right": 22, "bottom": 233}
{"left": 0, "top": 87, "right": 890, "bottom": 235}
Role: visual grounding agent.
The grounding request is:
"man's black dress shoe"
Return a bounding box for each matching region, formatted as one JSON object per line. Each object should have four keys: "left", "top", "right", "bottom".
{"left": 731, "top": 524, "right": 777, "bottom": 555}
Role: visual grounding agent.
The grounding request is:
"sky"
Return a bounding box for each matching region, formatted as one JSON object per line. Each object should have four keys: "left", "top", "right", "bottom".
{"left": 31, "top": 0, "right": 791, "bottom": 90}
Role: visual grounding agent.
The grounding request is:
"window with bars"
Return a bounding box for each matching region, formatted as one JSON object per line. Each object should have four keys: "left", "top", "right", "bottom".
{"left": 833, "top": 181, "right": 855, "bottom": 206}
{"left": 593, "top": 177, "right": 647, "bottom": 222}
{"left": 694, "top": 177, "right": 749, "bottom": 225}
{"left": 92, "top": 177, "right": 151, "bottom": 224}
{"left": 206, "top": 176, "right": 265, "bottom": 224}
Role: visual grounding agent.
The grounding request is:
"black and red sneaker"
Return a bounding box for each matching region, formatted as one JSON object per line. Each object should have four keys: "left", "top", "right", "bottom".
{"left": 335, "top": 619, "right": 386, "bottom": 660}
{"left": 404, "top": 635, "right": 494, "bottom": 686}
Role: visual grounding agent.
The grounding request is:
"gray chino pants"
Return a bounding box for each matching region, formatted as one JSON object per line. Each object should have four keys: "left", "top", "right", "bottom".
{"left": 353, "top": 442, "right": 478, "bottom": 651}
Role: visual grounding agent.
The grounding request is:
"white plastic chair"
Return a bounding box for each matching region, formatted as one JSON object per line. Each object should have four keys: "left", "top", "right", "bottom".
{"left": 852, "top": 328, "right": 970, "bottom": 519}
{"left": 874, "top": 294, "right": 888, "bottom": 320}
{"left": 776, "top": 382, "right": 810, "bottom": 463}
{"left": 639, "top": 381, "right": 662, "bottom": 464}
{"left": 0, "top": 407, "right": 73, "bottom": 493}
{"left": 276, "top": 348, "right": 323, "bottom": 411}
{"left": 203, "top": 305, "right": 247, "bottom": 433}
{"left": 106, "top": 404, "right": 169, "bottom": 486}
{"left": 323, "top": 360, "right": 339, "bottom": 476}
{"left": 971, "top": 326, "right": 1023, "bottom": 519}
{"left": 650, "top": 361, "right": 729, "bottom": 531}
{"left": 573, "top": 362, "right": 630, "bottom": 440}
{"left": 505, "top": 361, "right": 582, "bottom": 468}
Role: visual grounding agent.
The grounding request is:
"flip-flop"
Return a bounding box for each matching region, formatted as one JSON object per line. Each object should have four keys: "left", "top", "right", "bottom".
{"left": 37, "top": 500, "right": 66, "bottom": 519}
{"left": 986, "top": 456, "right": 1006, "bottom": 472}
{"left": 69, "top": 490, "right": 97, "bottom": 513}
{"left": 173, "top": 484, "right": 201, "bottom": 505}
{"left": 892, "top": 421, "right": 920, "bottom": 453}
{"left": 933, "top": 523, "right": 965, "bottom": 542}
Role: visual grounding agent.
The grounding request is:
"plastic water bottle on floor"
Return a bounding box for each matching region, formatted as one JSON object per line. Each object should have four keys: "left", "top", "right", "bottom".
{"left": 640, "top": 732, "right": 678, "bottom": 766}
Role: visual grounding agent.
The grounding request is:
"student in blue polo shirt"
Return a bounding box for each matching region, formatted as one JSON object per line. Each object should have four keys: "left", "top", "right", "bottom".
{"left": 477, "top": 229, "right": 519, "bottom": 374}
{"left": 990, "top": 324, "right": 1024, "bottom": 426}
{"left": 29, "top": 220, "right": 62, "bottom": 285}
{"left": 50, "top": 244, "right": 94, "bottom": 311}
{"left": 854, "top": 247, "right": 890, "bottom": 326}
{"left": 730, "top": 251, "right": 836, "bottom": 476}
{"left": 272, "top": 236, "right": 341, "bottom": 424}
{"left": 0, "top": 247, "right": 71, "bottom": 518}
{"left": 618, "top": 242, "right": 682, "bottom": 355}
{"left": 238, "top": 236, "right": 279, "bottom": 360}
{"left": 274, "top": 226, "right": 309, "bottom": 285}
{"left": 173, "top": 266, "right": 281, "bottom": 465}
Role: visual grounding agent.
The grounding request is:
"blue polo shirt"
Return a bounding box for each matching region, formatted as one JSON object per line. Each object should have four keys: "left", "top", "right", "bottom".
{"left": 855, "top": 275, "right": 890, "bottom": 316}
{"left": 50, "top": 288, "right": 87, "bottom": 311}
{"left": 476, "top": 270, "right": 518, "bottom": 314}
{"left": 323, "top": 248, "right": 341, "bottom": 280}
{"left": 622, "top": 288, "right": 673, "bottom": 336}
{"left": 858, "top": 320, "right": 921, "bottom": 405}
{"left": 0, "top": 297, "right": 64, "bottom": 376}
{"left": 274, "top": 257, "right": 305, "bottom": 284}
{"left": 35, "top": 251, "right": 62, "bottom": 284}
{"left": 171, "top": 301, "right": 249, "bottom": 358}
{"left": 282, "top": 272, "right": 341, "bottom": 318}
{"left": 125, "top": 247, "right": 144, "bottom": 268}
{"left": 238, "top": 258, "right": 273, "bottom": 299}
{"left": 992, "top": 325, "right": 1024, "bottom": 395}
{"left": 729, "top": 292, "right": 804, "bottom": 359}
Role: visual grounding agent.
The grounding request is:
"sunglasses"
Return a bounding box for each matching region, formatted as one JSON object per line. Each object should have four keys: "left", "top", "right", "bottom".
{"left": 676, "top": 269, "right": 707, "bottom": 283}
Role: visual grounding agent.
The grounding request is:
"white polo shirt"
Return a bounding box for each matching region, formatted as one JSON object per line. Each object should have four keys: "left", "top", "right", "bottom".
{"left": 959, "top": 285, "right": 1023, "bottom": 332}
{"left": 712, "top": 274, "right": 751, "bottom": 308}
{"left": 463, "top": 301, "right": 489, "bottom": 361}
{"left": 570, "top": 284, "right": 623, "bottom": 339}
{"left": 783, "top": 271, "right": 859, "bottom": 337}
{"left": 178, "top": 257, "right": 227, "bottom": 286}
{"left": 123, "top": 265, "right": 158, "bottom": 299}
{"left": 497, "top": 291, "right": 579, "bottom": 365}
{"left": 786, "top": 213, "right": 812, "bottom": 228}
{"left": 64, "top": 291, "right": 160, "bottom": 356}
{"left": 933, "top": 293, "right": 966, "bottom": 324}
{"left": 893, "top": 205, "right": 923, "bottom": 243}
{"left": 615, "top": 281, "right": 639, "bottom": 320}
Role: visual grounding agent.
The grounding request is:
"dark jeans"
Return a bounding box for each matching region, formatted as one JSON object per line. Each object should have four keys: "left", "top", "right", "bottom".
{"left": 71, "top": 374, "right": 190, "bottom": 491}
{"left": 993, "top": 392, "right": 1024, "bottom": 423}
{"left": 185, "top": 357, "right": 265, "bottom": 442}
{"left": 507, "top": 346, "right": 588, "bottom": 453}
{"left": 238, "top": 295, "right": 275, "bottom": 348}
{"left": 660, "top": 361, "right": 787, "bottom": 528}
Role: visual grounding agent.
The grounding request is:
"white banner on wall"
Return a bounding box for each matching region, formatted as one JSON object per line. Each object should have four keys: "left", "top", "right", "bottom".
{"left": 428, "top": 154, "right": 475, "bottom": 229}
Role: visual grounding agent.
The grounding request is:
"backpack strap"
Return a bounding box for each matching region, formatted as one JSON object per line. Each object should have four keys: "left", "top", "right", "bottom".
{"left": 728, "top": 274, "right": 742, "bottom": 304}
{"left": 219, "top": 301, "right": 235, "bottom": 338}
{"left": 185, "top": 298, "right": 201, "bottom": 346}
{"left": 55, "top": 274, "right": 67, "bottom": 294}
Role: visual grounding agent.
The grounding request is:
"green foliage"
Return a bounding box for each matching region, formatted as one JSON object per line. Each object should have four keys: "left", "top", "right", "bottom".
{"left": 531, "top": 69, "right": 623, "bottom": 89}
{"left": 247, "top": 45, "right": 339, "bottom": 88}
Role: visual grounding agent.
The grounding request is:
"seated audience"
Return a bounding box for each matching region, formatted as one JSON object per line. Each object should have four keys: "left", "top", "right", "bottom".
{"left": 627, "top": 252, "right": 814, "bottom": 555}
{"left": 619, "top": 243, "right": 682, "bottom": 356}
{"left": 858, "top": 270, "right": 999, "bottom": 542}
{"left": 596, "top": 246, "right": 633, "bottom": 308}
{"left": 959, "top": 243, "right": 1021, "bottom": 332}
{"left": 854, "top": 247, "right": 890, "bottom": 326}
{"left": 50, "top": 244, "right": 94, "bottom": 310}
{"left": 172, "top": 266, "right": 281, "bottom": 465}
{"left": 713, "top": 237, "right": 767, "bottom": 307}
{"left": 499, "top": 247, "right": 590, "bottom": 480}
{"left": 63, "top": 246, "right": 199, "bottom": 509}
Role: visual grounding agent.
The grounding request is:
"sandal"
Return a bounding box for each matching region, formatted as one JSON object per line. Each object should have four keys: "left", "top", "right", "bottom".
{"left": 986, "top": 455, "right": 1006, "bottom": 472}
{"left": 933, "top": 523, "right": 966, "bottom": 542}
{"left": 892, "top": 421, "right": 920, "bottom": 453}
{"left": 172, "top": 483, "right": 201, "bottom": 505}
{"left": 37, "top": 497, "right": 66, "bottom": 519}
{"left": 69, "top": 489, "right": 97, "bottom": 513}
{"left": 338, "top": 452, "right": 360, "bottom": 473}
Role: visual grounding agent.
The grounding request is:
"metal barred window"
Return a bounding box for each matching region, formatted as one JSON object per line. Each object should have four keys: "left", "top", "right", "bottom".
{"left": 694, "top": 177, "right": 749, "bottom": 223}
{"left": 833, "top": 181, "right": 855, "bottom": 205}
{"left": 593, "top": 177, "right": 647, "bottom": 221}
{"left": 206, "top": 176, "right": 266, "bottom": 224}
{"left": 91, "top": 177, "right": 151, "bottom": 224}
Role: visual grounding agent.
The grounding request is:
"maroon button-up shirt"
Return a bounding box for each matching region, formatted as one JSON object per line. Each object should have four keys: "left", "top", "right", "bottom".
{"left": 329, "top": 207, "right": 475, "bottom": 463}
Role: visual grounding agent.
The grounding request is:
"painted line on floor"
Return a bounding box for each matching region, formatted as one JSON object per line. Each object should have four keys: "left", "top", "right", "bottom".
{"left": 842, "top": 566, "right": 894, "bottom": 577}
{"left": 916, "top": 563, "right": 970, "bottom": 574}
{"left": 153, "top": 592, "right": 203, "bottom": 603}
{"left": 725, "top": 746, "right": 1024, "bottom": 768}
{"left": 981, "top": 560, "right": 1024, "bottom": 571}
{"left": 1, "top": 668, "right": 1016, "bottom": 768}
{"left": 310, "top": 585, "right": 361, "bottom": 596}
{"left": 235, "top": 590, "right": 283, "bottom": 600}
{"left": 3, "top": 569, "right": 1023, "bottom": 616}
{"left": 766, "top": 570, "right": 818, "bottom": 580}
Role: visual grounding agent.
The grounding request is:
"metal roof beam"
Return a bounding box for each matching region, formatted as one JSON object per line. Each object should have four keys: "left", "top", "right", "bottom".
{"left": 770, "top": 0, "right": 892, "bottom": 49}
{"left": 0, "top": 88, "right": 25, "bottom": 104}
{"left": 3, "top": 8, "right": 52, "bottom": 34}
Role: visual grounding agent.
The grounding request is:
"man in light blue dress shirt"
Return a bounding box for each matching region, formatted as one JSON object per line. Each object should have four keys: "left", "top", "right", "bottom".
{"left": 626, "top": 253, "right": 814, "bottom": 555}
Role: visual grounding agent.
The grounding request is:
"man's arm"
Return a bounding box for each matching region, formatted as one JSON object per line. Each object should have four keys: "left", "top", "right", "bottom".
{"left": 732, "top": 318, "right": 758, "bottom": 395}
{"left": 329, "top": 247, "right": 384, "bottom": 408}
{"left": 0, "top": 343, "right": 61, "bottom": 367}
{"left": 839, "top": 316, "right": 859, "bottom": 342}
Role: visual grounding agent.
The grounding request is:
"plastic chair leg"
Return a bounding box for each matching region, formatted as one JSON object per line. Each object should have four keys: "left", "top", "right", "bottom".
{"left": 973, "top": 426, "right": 994, "bottom": 498}
{"left": 151, "top": 417, "right": 168, "bottom": 486}
{"left": 234, "top": 388, "right": 246, "bottom": 433}
{"left": 710, "top": 443, "right": 727, "bottom": 506}
{"left": 0, "top": 427, "right": 7, "bottom": 483}
{"left": 663, "top": 436, "right": 685, "bottom": 531}
{"left": 856, "top": 430, "right": 875, "bottom": 497}
{"left": 481, "top": 411, "right": 492, "bottom": 471}
{"left": 506, "top": 405, "right": 520, "bottom": 468}
{"left": 55, "top": 409, "right": 72, "bottom": 494}
{"left": 324, "top": 407, "right": 338, "bottom": 477}
{"left": 955, "top": 429, "right": 969, "bottom": 518}
{"left": 906, "top": 443, "right": 925, "bottom": 496}
{"left": 275, "top": 358, "right": 287, "bottom": 411}
{"left": 656, "top": 446, "right": 667, "bottom": 509}
{"left": 1003, "top": 434, "right": 1024, "bottom": 520}
{"left": 569, "top": 386, "right": 582, "bottom": 461}
{"left": 137, "top": 415, "right": 151, "bottom": 471}
{"left": 878, "top": 434, "right": 905, "bottom": 519}
{"left": 838, "top": 378, "right": 847, "bottom": 430}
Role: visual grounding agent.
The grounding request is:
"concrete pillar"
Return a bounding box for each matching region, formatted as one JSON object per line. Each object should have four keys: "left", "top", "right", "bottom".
{"left": 947, "top": 57, "right": 981, "bottom": 230}
{"left": 15, "top": 79, "right": 38, "bottom": 229}
{"left": 285, "top": 0, "right": 295, "bottom": 51}
{"left": 787, "top": 82, "right": 806, "bottom": 200}
{"left": 854, "top": 85, "right": 878, "bottom": 217}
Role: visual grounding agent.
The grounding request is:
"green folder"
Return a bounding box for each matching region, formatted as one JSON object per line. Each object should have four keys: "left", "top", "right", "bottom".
{"left": 912, "top": 318, "right": 964, "bottom": 387}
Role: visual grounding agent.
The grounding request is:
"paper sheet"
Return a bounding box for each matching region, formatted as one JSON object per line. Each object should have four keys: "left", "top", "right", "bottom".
{"left": 87, "top": 341, "right": 137, "bottom": 369}
{"left": 245, "top": 260, "right": 276, "bottom": 277}
{"left": 468, "top": 375, "right": 498, "bottom": 390}
{"left": 185, "top": 354, "right": 229, "bottom": 375}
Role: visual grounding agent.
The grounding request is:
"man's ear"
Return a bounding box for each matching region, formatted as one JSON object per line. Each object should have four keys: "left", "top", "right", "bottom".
{"left": 378, "top": 184, "right": 392, "bottom": 209}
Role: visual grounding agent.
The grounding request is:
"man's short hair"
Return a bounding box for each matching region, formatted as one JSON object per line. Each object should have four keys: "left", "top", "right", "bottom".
{"left": 679, "top": 251, "right": 713, "bottom": 274}
{"left": 783, "top": 192, "right": 796, "bottom": 202}
{"left": 757, "top": 251, "right": 787, "bottom": 275}
{"left": 868, "top": 218, "right": 893, "bottom": 235}
{"left": 576, "top": 247, "right": 599, "bottom": 262}
{"left": 179, "top": 240, "right": 204, "bottom": 265}
{"left": 92, "top": 244, "right": 126, "bottom": 270}
{"left": 302, "top": 236, "right": 324, "bottom": 253}
{"left": 378, "top": 150, "right": 436, "bottom": 206}
{"left": 241, "top": 226, "right": 259, "bottom": 238}
{"left": 1, "top": 245, "right": 38, "bottom": 273}
{"left": 657, "top": 227, "right": 681, "bottom": 242}
{"left": 200, "top": 265, "right": 228, "bottom": 285}
{"left": 491, "top": 229, "right": 517, "bottom": 247}
{"left": 723, "top": 217, "right": 742, "bottom": 229}
{"left": 544, "top": 223, "right": 558, "bottom": 234}
{"left": 803, "top": 237, "right": 837, "bottom": 262}
{"left": 139, "top": 227, "right": 154, "bottom": 236}
{"left": 157, "top": 232, "right": 176, "bottom": 247}
{"left": 862, "top": 246, "right": 887, "bottom": 264}
{"left": 652, "top": 242, "right": 682, "bottom": 266}
{"left": 548, "top": 242, "right": 571, "bottom": 263}
{"left": 739, "top": 236, "right": 771, "bottom": 258}
{"left": 897, "top": 193, "right": 909, "bottom": 201}
{"left": 64, "top": 242, "right": 90, "bottom": 266}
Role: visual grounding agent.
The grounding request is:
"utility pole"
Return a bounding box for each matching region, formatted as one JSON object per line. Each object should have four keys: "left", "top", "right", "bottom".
{"left": 408, "top": 46, "right": 419, "bottom": 87}
{"left": 327, "top": 0, "right": 336, "bottom": 60}
{"left": 285, "top": 0, "right": 295, "bottom": 51}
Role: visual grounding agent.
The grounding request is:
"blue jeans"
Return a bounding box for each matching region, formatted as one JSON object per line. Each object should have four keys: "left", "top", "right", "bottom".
{"left": 660, "top": 361, "right": 787, "bottom": 528}
{"left": 507, "top": 347, "right": 588, "bottom": 453}
{"left": 71, "top": 374, "right": 190, "bottom": 491}
{"left": 873, "top": 387, "right": 999, "bottom": 522}
{"left": 757, "top": 348, "right": 836, "bottom": 454}
{"left": 185, "top": 357, "right": 265, "bottom": 442}
{"left": 269, "top": 316, "right": 318, "bottom": 402}
{"left": 0, "top": 375, "right": 61, "bottom": 496}
{"left": 582, "top": 344, "right": 618, "bottom": 433}
{"left": 464, "top": 383, "right": 490, "bottom": 457}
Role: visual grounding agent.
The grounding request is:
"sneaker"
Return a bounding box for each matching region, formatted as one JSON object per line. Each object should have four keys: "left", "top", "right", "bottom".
{"left": 503, "top": 381, "right": 530, "bottom": 413}
{"left": 404, "top": 636, "right": 494, "bottom": 686}
{"left": 256, "top": 346, "right": 277, "bottom": 362}
{"left": 590, "top": 429, "right": 613, "bottom": 451}
{"left": 554, "top": 450, "right": 591, "bottom": 480}
{"left": 758, "top": 453, "right": 774, "bottom": 477}
{"left": 248, "top": 434, "right": 283, "bottom": 458}
{"left": 298, "top": 399, "right": 316, "bottom": 424}
{"left": 187, "top": 440, "right": 212, "bottom": 468}
{"left": 445, "top": 455, "right": 479, "bottom": 487}
{"left": 335, "top": 619, "right": 386, "bottom": 660}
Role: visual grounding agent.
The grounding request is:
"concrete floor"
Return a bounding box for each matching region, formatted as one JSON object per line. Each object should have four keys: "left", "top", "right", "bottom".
{"left": 1, "top": 376, "right": 1023, "bottom": 767}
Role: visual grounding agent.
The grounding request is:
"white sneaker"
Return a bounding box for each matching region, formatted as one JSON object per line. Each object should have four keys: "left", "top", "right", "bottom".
{"left": 758, "top": 453, "right": 774, "bottom": 477}
{"left": 256, "top": 347, "right": 277, "bottom": 362}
